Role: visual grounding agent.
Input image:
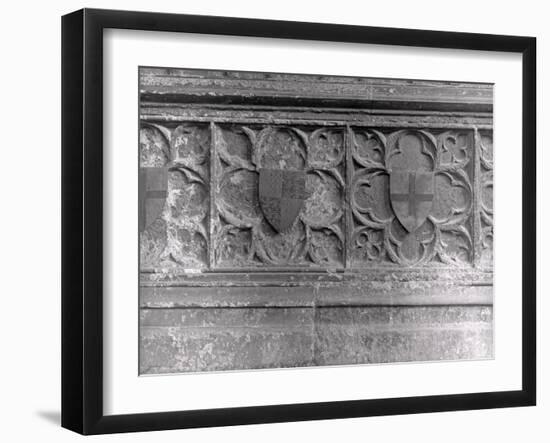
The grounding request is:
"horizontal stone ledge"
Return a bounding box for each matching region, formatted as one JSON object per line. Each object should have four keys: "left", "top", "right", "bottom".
{"left": 139, "top": 305, "right": 493, "bottom": 373}
{"left": 140, "top": 269, "right": 493, "bottom": 287}
{"left": 140, "top": 67, "right": 493, "bottom": 112}
{"left": 141, "top": 106, "right": 493, "bottom": 128}
{"left": 140, "top": 283, "right": 493, "bottom": 309}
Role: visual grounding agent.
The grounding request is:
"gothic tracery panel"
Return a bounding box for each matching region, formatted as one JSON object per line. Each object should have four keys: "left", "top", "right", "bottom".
{"left": 212, "top": 125, "right": 345, "bottom": 268}
{"left": 139, "top": 122, "right": 488, "bottom": 272}
{"left": 138, "top": 68, "right": 494, "bottom": 375}
{"left": 478, "top": 130, "right": 494, "bottom": 269}
{"left": 139, "top": 123, "right": 210, "bottom": 270}
{"left": 349, "top": 128, "right": 474, "bottom": 268}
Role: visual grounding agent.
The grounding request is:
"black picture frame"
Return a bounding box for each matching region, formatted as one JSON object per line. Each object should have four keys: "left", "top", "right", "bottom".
{"left": 61, "top": 8, "right": 536, "bottom": 435}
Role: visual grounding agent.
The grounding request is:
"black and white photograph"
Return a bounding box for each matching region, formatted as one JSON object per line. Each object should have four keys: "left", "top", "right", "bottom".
{"left": 3, "top": 1, "right": 545, "bottom": 440}
{"left": 138, "top": 67, "right": 494, "bottom": 374}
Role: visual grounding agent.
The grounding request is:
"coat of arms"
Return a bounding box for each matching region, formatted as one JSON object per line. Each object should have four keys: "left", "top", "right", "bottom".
{"left": 390, "top": 170, "right": 434, "bottom": 233}
{"left": 259, "top": 168, "right": 307, "bottom": 233}
{"left": 139, "top": 167, "right": 168, "bottom": 232}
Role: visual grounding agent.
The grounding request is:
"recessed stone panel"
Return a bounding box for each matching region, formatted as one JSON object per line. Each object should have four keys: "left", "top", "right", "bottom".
{"left": 139, "top": 68, "right": 494, "bottom": 374}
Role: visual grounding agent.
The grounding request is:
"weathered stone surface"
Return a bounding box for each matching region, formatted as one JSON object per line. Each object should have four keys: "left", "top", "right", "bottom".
{"left": 140, "top": 283, "right": 493, "bottom": 308}
{"left": 139, "top": 123, "right": 486, "bottom": 270}
{"left": 478, "top": 130, "right": 494, "bottom": 269}
{"left": 139, "top": 305, "right": 492, "bottom": 373}
{"left": 315, "top": 306, "right": 492, "bottom": 365}
{"left": 139, "top": 122, "right": 210, "bottom": 270}
{"left": 140, "top": 308, "right": 314, "bottom": 373}
{"left": 138, "top": 68, "right": 494, "bottom": 374}
{"left": 212, "top": 124, "right": 346, "bottom": 269}
{"left": 140, "top": 67, "right": 493, "bottom": 112}
{"left": 350, "top": 128, "right": 475, "bottom": 267}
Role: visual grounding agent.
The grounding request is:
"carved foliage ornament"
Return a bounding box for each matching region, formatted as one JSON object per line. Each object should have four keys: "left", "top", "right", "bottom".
{"left": 139, "top": 122, "right": 489, "bottom": 271}
{"left": 139, "top": 123, "right": 210, "bottom": 269}
{"left": 214, "top": 125, "right": 345, "bottom": 268}
{"left": 350, "top": 129, "right": 473, "bottom": 267}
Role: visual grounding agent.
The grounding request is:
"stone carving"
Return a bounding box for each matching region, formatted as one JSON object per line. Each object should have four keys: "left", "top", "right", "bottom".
{"left": 139, "top": 123, "right": 486, "bottom": 271}
{"left": 139, "top": 124, "right": 170, "bottom": 267}
{"left": 350, "top": 129, "right": 473, "bottom": 267}
{"left": 139, "top": 123, "right": 210, "bottom": 269}
{"left": 138, "top": 68, "right": 494, "bottom": 375}
{"left": 213, "top": 125, "right": 345, "bottom": 268}
{"left": 139, "top": 167, "right": 168, "bottom": 232}
{"left": 390, "top": 171, "right": 434, "bottom": 233}
{"left": 478, "top": 130, "right": 493, "bottom": 268}
{"left": 259, "top": 169, "right": 307, "bottom": 233}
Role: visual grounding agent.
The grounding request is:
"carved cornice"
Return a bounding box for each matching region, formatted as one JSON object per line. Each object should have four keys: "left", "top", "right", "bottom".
{"left": 140, "top": 67, "right": 493, "bottom": 113}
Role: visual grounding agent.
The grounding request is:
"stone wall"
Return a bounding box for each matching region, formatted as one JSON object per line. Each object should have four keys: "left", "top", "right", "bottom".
{"left": 138, "top": 68, "right": 493, "bottom": 374}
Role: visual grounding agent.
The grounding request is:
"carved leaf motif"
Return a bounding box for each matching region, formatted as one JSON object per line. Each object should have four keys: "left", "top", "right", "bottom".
{"left": 212, "top": 124, "right": 346, "bottom": 268}
{"left": 215, "top": 224, "right": 254, "bottom": 266}
{"left": 140, "top": 124, "right": 170, "bottom": 167}
{"left": 216, "top": 125, "right": 256, "bottom": 171}
{"left": 352, "top": 129, "right": 387, "bottom": 170}
{"left": 438, "top": 131, "right": 471, "bottom": 170}
{"left": 302, "top": 171, "right": 343, "bottom": 228}
{"left": 140, "top": 218, "right": 168, "bottom": 267}
{"left": 308, "top": 128, "right": 345, "bottom": 170}
{"left": 308, "top": 227, "right": 343, "bottom": 265}
{"left": 353, "top": 227, "right": 384, "bottom": 262}
{"left": 432, "top": 169, "right": 472, "bottom": 226}
{"left": 140, "top": 123, "right": 210, "bottom": 270}
{"left": 171, "top": 124, "right": 209, "bottom": 165}
{"left": 478, "top": 130, "right": 493, "bottom": 267}
{"left": 351, "top": 127, "right": 474, "bottom": 268}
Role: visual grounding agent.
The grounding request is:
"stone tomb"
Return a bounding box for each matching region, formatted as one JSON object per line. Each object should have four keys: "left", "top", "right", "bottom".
{"left": 138, "top": 68, "right": 493, "bottom": 374}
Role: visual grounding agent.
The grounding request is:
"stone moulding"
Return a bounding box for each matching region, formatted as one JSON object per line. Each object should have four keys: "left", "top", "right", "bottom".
{"left": 140, "top": 67, "right": 493, "bottom": 112}
{"left": 138, "top": 67, "right": 494, "bottom": 373}
{"left": 139, "top": 67, "right": 494, "bottom": 288}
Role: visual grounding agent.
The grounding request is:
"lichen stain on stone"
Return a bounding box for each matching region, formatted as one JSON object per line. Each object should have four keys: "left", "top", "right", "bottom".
{"left": 172, "top": 124, "right": 210, "bottom": 160}
{"left": 259, "top": 220, "right": 307, "bottom": 263}
{"left": 218, "top": 169, "right": 260, "bottom": 220}
{"left": 140, "top": 218, "right": 168, "bottom": 267}
{"left": 216, "top": 228, "right": 252, "bottom": 265}
{"left": 260, "top": 129, "right": 305, "bottom": 170}
{"left": 220, "top": 127, "right": 253, "bottom": 162}
{"left": 303, "top": 173, "right": 342, "bottom": 225}
{"left": 168, "top": 181, "right": 208, "bottom": 222}
{"left": 310, "top": 230, "right": 342, "bottom": 264}
{"left": 166, "top": 226, "right": 207, "bottom": 268}
{"left": 140, "top": 126, "right": 169, "bottom": 167}
{"left": 309, "top": 129, "right": 344, "bottom": 168}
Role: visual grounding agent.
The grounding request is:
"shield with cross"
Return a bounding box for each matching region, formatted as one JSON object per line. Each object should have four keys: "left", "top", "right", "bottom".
{"left": 139, "top": 167, "right": 168, "bottom": 232}
{"left": 390, "top": 170, "right": 434, "bottom": 233}
{"left": 259, "top": 168, "right": 307, "bottom": 233}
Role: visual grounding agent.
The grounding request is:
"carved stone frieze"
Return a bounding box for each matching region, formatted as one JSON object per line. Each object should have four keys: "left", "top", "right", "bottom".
{"left": 138, "top": 68, "right": 494, "bottom": 374}
{"left": 478, "top": 130, "right": 493, "bottom": 269}
{"left": 139, "top": 122, "right": 490, "bottom": 273}
{"left": 350, "top": 128, "right": 474, "bottom": 267}
{"left": 213, "top": 125, "right": 345, "bottom": 268}
{"left": 139, "top": 123, "right": 210, "bottom": 270}
{"left": 138, "top": 69, "right": 493, "bottom": 279}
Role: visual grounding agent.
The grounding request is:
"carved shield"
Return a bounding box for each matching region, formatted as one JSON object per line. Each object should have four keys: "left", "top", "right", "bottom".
{"left": 259, "top": 168, "right": 307, "bottom": 233}
{"left": 390, "top": 170, "right": 434, "bottom": 233}
{"left": 139, "top": 167, "right": 168, "bottom": 232}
